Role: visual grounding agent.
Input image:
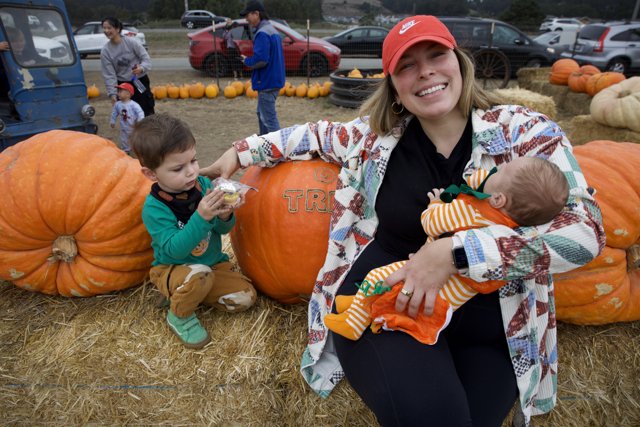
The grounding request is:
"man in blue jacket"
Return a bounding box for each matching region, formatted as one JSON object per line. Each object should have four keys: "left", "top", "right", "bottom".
{"left": 240, "top": 0, "right": 285, "bottom": 135}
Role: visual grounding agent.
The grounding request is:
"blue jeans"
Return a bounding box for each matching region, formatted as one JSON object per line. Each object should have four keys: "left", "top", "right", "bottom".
{"left": 257, "top": 88, "right": 280, "bottom": 135}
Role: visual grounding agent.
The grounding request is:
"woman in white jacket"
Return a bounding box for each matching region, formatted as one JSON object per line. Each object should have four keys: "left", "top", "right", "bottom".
{"left": 202, "top": 15, "right": 605, "bottom": 427}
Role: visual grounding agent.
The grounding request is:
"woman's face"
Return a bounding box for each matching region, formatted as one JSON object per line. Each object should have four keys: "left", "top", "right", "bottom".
{"left": 102, "top": 22, "right": 120, "bottom": 41}
{"left": 390, "top": 41, "right": 463, "bottom": 123}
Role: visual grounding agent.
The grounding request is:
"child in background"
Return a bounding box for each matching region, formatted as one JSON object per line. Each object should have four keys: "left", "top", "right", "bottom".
{"left": 110, "top": 82, "right": 144, "bottom": 154}
{"left": 325, "top": 156, "right": 569, "bottom": 344}
{"left": 130, "top": 113, "right": 256, "bottom": 349}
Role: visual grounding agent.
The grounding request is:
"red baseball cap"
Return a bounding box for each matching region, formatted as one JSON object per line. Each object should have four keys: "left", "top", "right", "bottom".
{"left": 116, "top": 82, "right": 134, "bottom": 95}
{"left": 382, "top": 15, "right": 457, "bottom": 75}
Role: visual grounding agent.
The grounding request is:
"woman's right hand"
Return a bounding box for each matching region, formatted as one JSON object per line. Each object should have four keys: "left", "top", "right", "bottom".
{"left": 200, "top": 146, "right": 241, "bottom": 179}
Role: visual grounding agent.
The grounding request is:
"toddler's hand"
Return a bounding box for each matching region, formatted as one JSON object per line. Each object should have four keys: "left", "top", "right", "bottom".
{"left": 197, "top": 189, "right": 233, "bottom": 222}
{"left": 428, "top": 188, "right": 445, "bottom": 202}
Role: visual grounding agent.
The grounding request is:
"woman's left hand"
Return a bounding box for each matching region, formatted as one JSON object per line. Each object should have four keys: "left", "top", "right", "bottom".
{"left": 385, "top": 237, "right": 457, "bottom": 318}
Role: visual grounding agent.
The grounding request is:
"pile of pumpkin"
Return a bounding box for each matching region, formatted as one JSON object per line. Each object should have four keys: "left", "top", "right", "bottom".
{"left": 549, "top": 58, "right": 640, "bottom": 133}
{"left": 347, "top": 68, "right": 385, "bottom": 79}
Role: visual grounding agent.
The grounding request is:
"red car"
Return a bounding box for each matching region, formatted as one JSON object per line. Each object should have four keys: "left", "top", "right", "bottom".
{"left": 188, "top": 19, "right": 341, "bottom": 77}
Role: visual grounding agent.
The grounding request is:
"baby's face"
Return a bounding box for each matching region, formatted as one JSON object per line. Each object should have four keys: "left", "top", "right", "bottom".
{"left": 118, "top": 89, "right": 131, "bottom": 100}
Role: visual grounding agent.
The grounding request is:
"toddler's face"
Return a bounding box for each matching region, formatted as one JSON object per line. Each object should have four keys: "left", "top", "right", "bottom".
{"left": 118, "top": 88, "right": 131, "bottom": 101}
{"left": 152, "top": 147, "right": 199, "bottom": 193}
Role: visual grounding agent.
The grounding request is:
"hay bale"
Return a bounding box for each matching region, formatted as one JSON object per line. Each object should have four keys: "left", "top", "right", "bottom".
{"left": 559, "top": 115, "right": 640, "bottom": 146}
{"left": 1, "top": 236, "right": 639, "bottom": 426}
{"left": 492, "top": 88, "right": 557, "bottom": 120}
{"left": 562, "top": 92, "right": 592, "bottom": 116}
{"left": 516, "top": 67, "right": 551, "bottom": 89}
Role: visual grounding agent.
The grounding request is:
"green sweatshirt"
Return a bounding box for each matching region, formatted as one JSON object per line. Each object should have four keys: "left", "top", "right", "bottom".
{"left": 142, "top": 176, "right": 234, "bottom": 266}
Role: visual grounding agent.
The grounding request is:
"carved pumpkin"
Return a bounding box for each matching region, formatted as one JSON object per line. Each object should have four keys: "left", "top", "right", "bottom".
{"left": 554, "top": 140, "right": 640, "bottom": 324}
{"left": 230, "top": 159, "right": 340, "bottom": 304}
{"left": 0, "top": 130, "right": 154, "bottom": 296}
{"left": 590, "top": 77, "right": 640, "bottom": 132}
{"left": 567, "top": 65, "right": 600, "bottom": 93}
{"left": 585, "top": 72, "right": 626, "bottom": 96}
{"left": 549, "top": 58, "right": 579, "bottom": 85}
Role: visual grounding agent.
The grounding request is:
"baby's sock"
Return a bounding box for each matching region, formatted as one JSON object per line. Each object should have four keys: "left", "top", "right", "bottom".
{"left": 324, "top": 290, "right": 374, "bottom": 340}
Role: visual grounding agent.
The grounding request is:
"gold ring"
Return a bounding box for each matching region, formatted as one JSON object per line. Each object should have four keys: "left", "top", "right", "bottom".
{"left": 400, "top": 288, "right": 413, "bottom": 298}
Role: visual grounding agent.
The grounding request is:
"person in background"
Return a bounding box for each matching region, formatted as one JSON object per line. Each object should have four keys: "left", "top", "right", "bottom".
{"left": 201, "top": 15, "right": 604, "bottom": 427}
{"left": 130, "top": 113, "right": 256, "bottom": 349}
{"left": 1, "top": 27, "right": 47, "bottom": 66}
{"left": 100, "top": 17, "right": 155, "bottom": 116}
{"left": 239, "top": 0, "right": 285, "bottom": 135}
{"left": 222, "top": 18, "right": 243, "bottom": 79}
{"left": 110, "top": 82, "right": 144, "bottom": 155}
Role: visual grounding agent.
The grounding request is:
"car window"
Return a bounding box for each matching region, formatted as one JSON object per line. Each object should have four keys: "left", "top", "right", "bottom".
{"left": 348, "top": 29, "right": 366, "bottom": 38}
{"left": 1, "top": 6, "right": 73, "bottom": 67}
{"left": 369, "top": 29, "right": 386, "bottom": 38}
{"left": 75, "top": 25, "right": 93, "bottom": 35}
{"left": 493, "top": 25, "right": 521, "bottom": 45}
{"left": 578, "top": 25, "right": 608, "bottom": 40}
{"left": 610, "top": 28, "right": 640, "bottom": 42}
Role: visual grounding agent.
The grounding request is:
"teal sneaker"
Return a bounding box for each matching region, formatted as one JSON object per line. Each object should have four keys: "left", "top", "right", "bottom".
{"left": 166, "top": 311, "right": 211, "bottom": 349}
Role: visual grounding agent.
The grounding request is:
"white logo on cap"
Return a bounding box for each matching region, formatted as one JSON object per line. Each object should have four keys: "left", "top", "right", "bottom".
{"left": 399, "top": 19, "right": 420, "bottom": 35}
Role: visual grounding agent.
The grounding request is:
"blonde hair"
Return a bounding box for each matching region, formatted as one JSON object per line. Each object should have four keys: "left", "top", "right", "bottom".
{"left": 504, "top": 157, "right": 569, "bottom": 226}
{"left": 359, "top": 48, "right": 502, "bottom": 136}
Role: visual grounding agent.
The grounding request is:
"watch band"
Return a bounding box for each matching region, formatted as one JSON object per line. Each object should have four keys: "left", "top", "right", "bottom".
{"left": 451, "top": 235, "right": 469, "bottom": 276}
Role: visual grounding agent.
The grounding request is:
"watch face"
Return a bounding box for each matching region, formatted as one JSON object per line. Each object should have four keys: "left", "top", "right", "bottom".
{"left": 453, "top": 247, "right": 469, "bottom": 269}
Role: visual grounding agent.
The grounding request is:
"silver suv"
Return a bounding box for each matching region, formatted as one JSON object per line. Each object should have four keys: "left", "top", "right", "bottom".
{"left": 561, "top": 21, "right": 640, "bottom": 74}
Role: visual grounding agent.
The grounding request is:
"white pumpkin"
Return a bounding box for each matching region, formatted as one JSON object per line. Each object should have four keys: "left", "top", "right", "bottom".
{"left": 590, "top": 77, "right": 640, "bottom": 132}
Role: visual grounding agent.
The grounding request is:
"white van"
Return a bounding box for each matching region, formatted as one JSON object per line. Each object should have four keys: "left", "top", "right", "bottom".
{"left": 534, "top": 29, "right": 579, "bottom": 56}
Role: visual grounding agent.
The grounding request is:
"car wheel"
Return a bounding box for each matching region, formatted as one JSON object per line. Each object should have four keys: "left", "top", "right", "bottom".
{"left": 606, "top": 58, "right": 629, "bottom": 74}
{"left": 555, "top": 27, "right": 563, "bottom": 31}
{"left": 525, "top": 58, "right": 543, "bottom": 68}
{"left": 204, "top": 54, "right": 228, "bottom": 77}
{"left": 302, "top": 54, "right": 329, "bottom": 77}
{"left": 186, "top": 21, "right": 195, "bottom": 29}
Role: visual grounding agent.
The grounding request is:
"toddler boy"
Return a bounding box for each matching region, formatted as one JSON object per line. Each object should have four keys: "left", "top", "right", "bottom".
{"left": 130, "top": 113, "right": 256, "bottom": 349}
{"left": 110, "top": 82, "right": 144, "bottom": 154}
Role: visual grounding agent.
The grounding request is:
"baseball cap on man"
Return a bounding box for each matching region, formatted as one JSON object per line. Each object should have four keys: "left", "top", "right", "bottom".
{"left": 382, "top": 15, "right": 457, "bottom": 75}
{"left": 240, "top": 0, "right": 265, "bottom": 16}
{"left": 116, "top": 82, "right": 134, "bottom": 95}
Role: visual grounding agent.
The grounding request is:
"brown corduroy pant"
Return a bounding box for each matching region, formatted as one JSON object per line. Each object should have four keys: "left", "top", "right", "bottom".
{"left": 149, "top": 261, "right": 256, "bottom": 318}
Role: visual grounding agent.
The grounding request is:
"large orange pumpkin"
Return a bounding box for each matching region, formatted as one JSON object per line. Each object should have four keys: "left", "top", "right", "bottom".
{"left": 0, "top": 131, "right": 154, "bottom": 296}
{"left": 567, "top": 65, "right": 600, "bottom": 93}
{"left": 549, "top": 58, "right": 580, "bottom": 85}
{"left": 554, "top": 140, "right": 640, "bottom": 324}
{"left": 230, "top": 159, "right": 340, "bottom": 304}
{"left": 585, "top": 72, "right": 626, "bottom": 96}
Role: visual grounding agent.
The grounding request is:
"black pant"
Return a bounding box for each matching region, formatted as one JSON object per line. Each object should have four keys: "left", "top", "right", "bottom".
{"left": 333, "top": 243, "right": 518, "bottom": 427}
{"left": 119, "top": 75, "right": 154, "bottom": 116}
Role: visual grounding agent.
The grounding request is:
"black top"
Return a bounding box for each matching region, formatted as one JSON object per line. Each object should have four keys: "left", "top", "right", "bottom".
{"left": 373, "top": 117, "right": 473, "bottom": 258}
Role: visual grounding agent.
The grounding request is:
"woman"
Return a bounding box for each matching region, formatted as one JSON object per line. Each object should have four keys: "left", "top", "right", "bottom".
{"left": 100, "top": 17, "right": 154, "bottom": 116}
{"left": 201, "top": 16, "right": 605, "bottom": 427}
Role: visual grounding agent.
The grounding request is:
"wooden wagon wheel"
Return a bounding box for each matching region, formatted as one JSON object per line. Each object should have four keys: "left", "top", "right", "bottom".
{"left": 472, "top": 49, "right": 511, "bottom": 90}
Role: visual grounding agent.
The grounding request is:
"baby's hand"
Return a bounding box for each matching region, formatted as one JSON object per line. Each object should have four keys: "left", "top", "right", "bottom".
{"left": 197, "top": 189, "right": 233, "bottom": 222}
{"left": 428, "top": 188, "right": 445, "bottom": 202}
{"left": 0, "top": 41, "right": 9, "bottom": 51}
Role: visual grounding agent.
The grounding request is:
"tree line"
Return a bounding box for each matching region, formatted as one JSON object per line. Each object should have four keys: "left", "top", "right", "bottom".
{"left": 64, "top": 0, "right": 637, "bottom": 28}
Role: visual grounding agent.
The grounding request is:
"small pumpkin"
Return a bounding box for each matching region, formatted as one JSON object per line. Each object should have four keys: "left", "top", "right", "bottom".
{"left": 0, "top": 131, "right": 153, "bottom": 296}
{"left": 554, "top": 140, "right": 640, "bottom": 324}
{"left": 87, "top": 84, "right": 100, "bottom": 98}
{"left": 585, "top": 72, "right": 626, "bottom": 97}
{"left": 154, "top": 85, "right": 168, "bottom": 100}
{"left": 223, "top": 84, "right": 237, "bottom": 99}
{"left": 246, "top": 84, "right": 258, "bottom": 98}
{"left": 232, "top": 80, "right": 245, "bottom": 96}
{"left": 167, "top": 84, "right": 180, "bottom": 99}
{"left": 230, "top": 159, "right": 340, "bottom": 304}
{"left": 188, "top": 82, "right": 205, "bottom": 99}
{"left": 295, "top": 83, "right": 308, "bottom": 97}
{"left": 549, "top": 58, "right": 580, "bottom": 85}
{"left": 567, "top": 65, "right": 600, "bottom": 93}
{"left": 285, "top": 84, "right": 296, "bottom": 97}
{"left": 589, "top": 77, "right": 640, "bottom": 132}
{"left": 179, "top": 85, "right": 190, "bottom": 99}
{"left": 205, "top": 83, "right": 219, "bottom": 98}
{"left": 307, "top": 85, "right": 320, "bottom": 99}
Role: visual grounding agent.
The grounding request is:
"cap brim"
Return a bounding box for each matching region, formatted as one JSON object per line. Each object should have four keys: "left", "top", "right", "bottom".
{"left": 385, "top": 35, "right": 455, "bottom": 75}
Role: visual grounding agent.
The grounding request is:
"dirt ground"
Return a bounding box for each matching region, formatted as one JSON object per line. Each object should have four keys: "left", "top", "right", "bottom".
{"left": 85, "top": 69, "right": 356, "bottom": 172}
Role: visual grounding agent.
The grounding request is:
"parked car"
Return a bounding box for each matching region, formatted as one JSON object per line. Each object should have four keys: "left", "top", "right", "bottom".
{"left": 322, "top": 26, "right": 388, "bottom": 57}
{"left": 439, "top": 17, "right": 556, "bottom": 74}
{"left": 560, "top": 21, "right": 640, "bottom": 74}
{"left": 188, "top": 19, "right": 341, "bottom": 77}
{"left": 181, "top": 10, "right": 227, "bottom": 29}
{"left": 540, "top": 17, "right": 584, "bottom": 33}
{"left": 0, "top": 0, "right": 97, "bottom": 150}
{"left": 533, "top": 29, "right": 579, "bottom": 56}
{"left": 61, "top": 21, "right": 146, "bottom": 59}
